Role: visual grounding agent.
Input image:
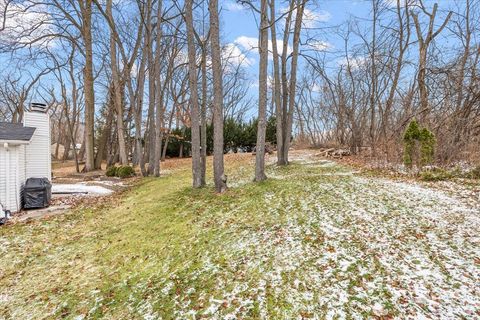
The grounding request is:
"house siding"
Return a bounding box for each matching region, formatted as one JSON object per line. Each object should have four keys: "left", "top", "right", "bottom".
{"left": 0, "top": 111, "right": 50, "bottom": 213}
{"left": 0, "top": 147, "right": 6, "bottom": 210}
{"left": 23, "top": 111, "right": 51, "bottom": 181}
{"left": 18, "top": 144, "right": 26, "bottom": 208}
{"left": 0, "top": 146, "right": 23, "bottom": 212}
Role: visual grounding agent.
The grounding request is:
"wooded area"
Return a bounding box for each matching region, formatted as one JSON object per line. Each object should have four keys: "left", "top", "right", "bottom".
{"left": 0, "top": 0, "right": 479, "bottom": 190}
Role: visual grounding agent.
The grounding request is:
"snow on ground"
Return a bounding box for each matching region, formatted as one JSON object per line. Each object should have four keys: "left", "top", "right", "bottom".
{"left": 52, "top": 183, "right": 113, "bottom": 195}
{"left": 3, "top": 151, "right": 478, "bottom": 319}
{"left": 89, "top": 179, "right": 127, "bottom": 188}
{"left": 161, "top": 151, "right": 480, "bottom": 319}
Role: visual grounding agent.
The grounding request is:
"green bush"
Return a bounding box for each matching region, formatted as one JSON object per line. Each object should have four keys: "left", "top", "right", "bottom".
{"left": 403, "top": 120, "right": 421, "bottom": 168}
{"left": 465, "top": 166, "right": 480, "bottom": 179}
{"left": 403, "top": 120, "right": 436, "bottom": 169}
{"left": 106, "top": 166, "right": 118, "bottom": 177}
{"left": 163, "top": 117, "right": 277, "bottom": 157}
{"left": 419, "top": 128, "right": 435, "bottom": 166}
{"left": 404, "top": 119, "right": 421, "bottom": 141}
{"left": 420, "top": 168, "right": 453, "bottom": 181}
{"left": 421, "top": 165, "right": 480, "bottom": 181}
{"left": 117, "top": 166, "right": 135, "bottom": 178}
{"left": 106, "top": 165, "right": 135, "bottom": 178}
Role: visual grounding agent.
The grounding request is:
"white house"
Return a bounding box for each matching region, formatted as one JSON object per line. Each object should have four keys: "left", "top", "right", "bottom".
{"left": 0, "top": 106, "right": 51, "bottom": 212}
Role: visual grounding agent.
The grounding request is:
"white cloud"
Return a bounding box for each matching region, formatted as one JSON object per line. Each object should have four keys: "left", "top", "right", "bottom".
{"left": 0, "top": 0, "right": 54, "bottom": 47}
{"left": 280, "top": 6, "right": 331, "bottom": 29}
{"left": 337, "top": 56, "right": 367, "bottom": 70}
{"left": 302, "top": 8, "right": 331, "bottom": 28}
{"left": 307, "top": 40, "right": 334, "bottom": 52}
{"left": 159, "top": 43, "right": 250, "bottom": 74}
{"left": 234, "top": 35, "right": 293, "bottom": 59}
{"left": 222, "top": 43, "right": 255, "bottom": 67}
{"left": 233, "top": 36, "right": 258, "bottom": 52}
{"left": 384, "top": 0, "right": 419, "bottom": 8}
{"left": 223, "top": 1, "right": 246, "bottom": 12}
{"left": 312, "top": 83, "right": 323, "bottom": 93}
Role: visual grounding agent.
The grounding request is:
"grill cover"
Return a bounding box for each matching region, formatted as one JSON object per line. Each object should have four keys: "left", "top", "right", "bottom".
{"left": 24, "top": 178, "right": 51, "bottom": 209}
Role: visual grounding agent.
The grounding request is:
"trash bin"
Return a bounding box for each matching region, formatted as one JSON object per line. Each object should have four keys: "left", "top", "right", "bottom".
{"left": 24, "top": 178, "right": 51, "bottom": 209}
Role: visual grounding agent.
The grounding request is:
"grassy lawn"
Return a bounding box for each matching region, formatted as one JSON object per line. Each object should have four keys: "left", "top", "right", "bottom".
{"left": 1, "top": 152, "right": 479, "bottom": 319}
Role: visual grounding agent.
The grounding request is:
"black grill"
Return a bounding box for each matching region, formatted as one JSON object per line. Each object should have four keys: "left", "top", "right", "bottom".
{"left": 24, "top": 178, "right": 52, "bottom": 209}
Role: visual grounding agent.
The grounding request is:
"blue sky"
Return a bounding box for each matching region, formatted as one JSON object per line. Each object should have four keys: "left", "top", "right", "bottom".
{"left": 0, "top": 0, "right": 466, "bottom": 117}
{"left": 216, "top": 0, "right": 463, "bottom": 103}
{"left": 220, "top": 0, "right": 371, "bottom": 43}
{"left": 217, "top": 0, "right": 373, "bottom": 101}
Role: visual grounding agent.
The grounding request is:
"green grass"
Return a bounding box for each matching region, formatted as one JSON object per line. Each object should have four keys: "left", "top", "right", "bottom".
{"left": 1, "top": 155, "right": 478, "bottom": 319}
{"left": 0, "top": 160, "right": 288, "bottom": 319}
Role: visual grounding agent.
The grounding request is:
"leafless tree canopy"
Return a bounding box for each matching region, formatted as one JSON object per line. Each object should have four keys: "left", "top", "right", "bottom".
{"left": 0, "top": 0, "right": 478, "bottom": 184}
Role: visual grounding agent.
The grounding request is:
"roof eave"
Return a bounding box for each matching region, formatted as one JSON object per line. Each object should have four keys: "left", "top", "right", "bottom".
{"left": 0, "top": 139, "right": 31, "bottom": 145}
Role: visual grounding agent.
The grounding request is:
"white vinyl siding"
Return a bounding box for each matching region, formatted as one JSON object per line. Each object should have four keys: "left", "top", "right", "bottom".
{"left": 0, "top": 145, "right": 23, "bottom": 212}
{"left": 0, "top": 111, "right": 50, "bottom": 212}
{"left": 23, "top": 111, "right": 51, "bottom": 181}
{"left": 0, "top": 147, "right": 6, "bottom": 210}
{"left": 18, "top": 144, "right": 26, "bottom": 206}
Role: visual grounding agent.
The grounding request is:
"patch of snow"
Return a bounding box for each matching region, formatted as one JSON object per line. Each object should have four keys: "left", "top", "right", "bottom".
{"left": 52, "top": 184, "right": 113, "bottom": 196}
{"left": 28, "top": 150, "right": 476, "bottom": 319}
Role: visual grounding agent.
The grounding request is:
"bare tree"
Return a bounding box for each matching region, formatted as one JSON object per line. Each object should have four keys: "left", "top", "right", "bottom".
{"left": 255, "top": 0, "right": 269, "bottom": 182}
{"left": 209, "top": 0, "right": 227, "bottom": 192}
{"left": 269, "top": 0, "right": 283, "bottom": 164}
{"left": 270, "top": 0, "right": 308, "bottom": 165}
{"left": 185, "top": 0, "right": 203, "bottom": 188}
{"left": 106, "top": 0, "right": 128, "bottom": 165}
{"left": 282, "top": 0, "right": 307, "bottom": 163}
{"left": 78, "top": 0, "right": 96, "bottom": 172}
{"left": 411, "top": 1, "right": 452, "bottom": 123}
{"left": 154, "top": 0, "right": 164, "bottom": 177}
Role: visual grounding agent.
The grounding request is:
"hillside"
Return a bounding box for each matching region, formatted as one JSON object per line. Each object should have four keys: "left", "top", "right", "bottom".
{"left": 1, "top": 151, "right": 479, "bottom": 319}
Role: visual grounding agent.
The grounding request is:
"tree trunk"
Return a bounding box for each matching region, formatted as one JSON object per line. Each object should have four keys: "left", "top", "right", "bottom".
{"left": 411, "top": 3, "right": 452, "bottom": 124}
{"left": 134, "top": 38, "right": 147, "bottom": 176}
{"left": 255, "top": 0, "right": 269, "bottom": 182}
{"left": 209, "top": 0, "right": 227, "bottom": 192}
{"left": 269, "top": 0, "right": 284, "bottom": 166}
{"left": 369, "top": 0, "right": 378, "bottom": 155}
{"left": 95, "top": 90, "right": 114, "bottom": 170}
{"left": 383, "top": 0, "right": 410, "bottom": 160}
{"left": 153, "top": 0, "right": 164, "bottom": 177}
{"left": 200, "top": 43, "right": 208, "bottom": 185}
{"left": 283, "top": 0, "right": 306, "bottom": 163}
{"left": 185, "top": 0, "right": 203, "bottom": 188}
{"left": 146, "top": 0, "right": 156, "bottom": 175}
{"left": 278, "top": 5, "right": 293, "bottom": 166}
{"left": 107, "top": 0, "right": 128, "bottom": 165}
{"left": 78, "top": 134, "right": 86, "bottom": 163}
{"left": 81, "top": 0, "right": 95, "bottom": 171}
{"left": 179, "top": 142, "right": 184, "bottom": 158}
{"left": 162, "top": 102, "right": 177, "bottom": 161}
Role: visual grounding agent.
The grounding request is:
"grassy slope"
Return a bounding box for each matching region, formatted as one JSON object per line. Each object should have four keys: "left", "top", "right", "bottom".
{"left": 0, "top": 153, "right": 478, "bottom": 319}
